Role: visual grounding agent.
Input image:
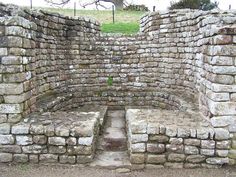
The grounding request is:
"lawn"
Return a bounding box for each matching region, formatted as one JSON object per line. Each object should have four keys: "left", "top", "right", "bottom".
{"left": 43, "top": 7, "right": 146, "bottom": 34}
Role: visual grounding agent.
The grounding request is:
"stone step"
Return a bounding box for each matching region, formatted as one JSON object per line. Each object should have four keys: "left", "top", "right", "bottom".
{"left": 103, "top": 127, "right": 127, "bottom": 151}
{"left": 90, "top": 151, "right": 131, "bottom": 169}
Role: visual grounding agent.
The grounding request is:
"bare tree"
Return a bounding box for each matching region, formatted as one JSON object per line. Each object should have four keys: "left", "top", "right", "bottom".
{"left": 45, "top": 0, "right": 125, "bottom": 10}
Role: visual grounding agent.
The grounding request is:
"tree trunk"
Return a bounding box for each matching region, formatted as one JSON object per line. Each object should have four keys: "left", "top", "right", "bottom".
{"left": 102, "top": 0, "right": 123, "bottom": 10}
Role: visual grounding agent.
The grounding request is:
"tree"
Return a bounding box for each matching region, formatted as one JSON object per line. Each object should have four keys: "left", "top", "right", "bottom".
{"left": 45, "top": 0, "right": 125, "bottom": 10}
{"left": 169, "top": 0, "right": 218, "bottom": 10}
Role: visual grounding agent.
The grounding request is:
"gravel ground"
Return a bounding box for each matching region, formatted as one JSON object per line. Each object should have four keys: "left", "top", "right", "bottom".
{"left": 0, "top": 164, "right": 236, "bottom": 177}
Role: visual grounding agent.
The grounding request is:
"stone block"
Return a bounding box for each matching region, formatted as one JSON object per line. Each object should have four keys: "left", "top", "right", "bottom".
{"left": 177, "top": 128, "right": 190, "bottom": 137}
{"left": 149, "top": 135, "right": 169, "bottom": 142}
{"left": 16, "top": 135, "right": 33, "bottom": 145}
{"left": 169, "top": 138, "right": 183, "bottom": 145}
{"left": 216, "top": 150, "right": 228, "bottom": 157}
{"left": 29, "top": 155, "right": 39, "bottom": 163}
{"left": 147, "top": 143, "right": 165, "bottom": 153}
{"left": 78, "top": 137, "right": 93, "bottom": 146}
{"left": 0, "top": 123, "right": 10, "bottom": 134}
{"left": 0, "top": 83, "right": 23, "bottom": 95}
{"left": 67, "top": 146, "right": 92, "bottom": 155}
{"left": 131, "top": 143, "right": 146, "bottom": 152}
{"left": 48, "top": 137, "right": 65, "bottom": 146}
{"left": 131, "top": 134, "right": 148, "bottom": 143}
{"left": 184, "top": 145, "right": 199, "bottom": 155}
{"left": 66, "top": 137, "right": 77, "bottom": 145}
{"left": 0, "top": 135, "right": 14, "bottom": 144}
{"left": 0, "top": 145, "right": 21, "bottom": 153}
{"left": 22, "top": 145, "right": 47, "bottom": 154}
{"left": 1, "top": 56, "right": 22, "bottom": 65}
{"left": 12, "top": 123, "right": 30, "bottom": 134}
{"left": 168, "top": 153, "right": 185, "bottom": 162}
{"left": 130, "top": 153, "right": 145, "bottom": 164}
{"left": 0, "top": 104, "right": 23, "bottom": 114}
{"left": 201, "top": 140, "right": 215, "bottom": 149}
{"left": 59, "top": 155, "right": 76, "bottom": 164}
{"left": 49, "top": 146, "right": 66, "bottom": 154}
{"left": 201, "top": 149, "right": 215, "bottom": 156}
{"left": 13, "top": 154, "right": 28, "bottom": 163}
{"left": 214, "top": 128, "right": 230, "bottom": 140}
{"left": 147, "top": 154, "right": 166, "bottom": 164}
{"left": 0, "top": 153, "right": 12, "bottom": 162}
{"left": 228, "top": 149, "right": 236, "bottom": 159}
{"left": 184, "top": 139, "right": 200, "bottom": 146}
{"left": 0, "top": 48, "right": 7, "bottom": 56}
{"left": 206, "top": 157, "right": 229, "bottom": 165}
{"left": 33, "top": 135, "right": 47, "bottom": 144}
{"left": 166, "top": 144, "right": 184, "bottom": 153}
{"left": 186, "top": 155, "right": 206, "bottom": 163}
{"left": 216, "top": 140, "right": 230, "bottom": 149}
{"left": 166, "top": 127, "right": 177, "bottom": 137}
{"left": 40, "top": 154, "right": 58, "bottom": 163}
{"left": 77, "top": 155, "right": 93, "bottom": 163}
{"left": 30, "top": 124, "right": 45, "bottom": 134}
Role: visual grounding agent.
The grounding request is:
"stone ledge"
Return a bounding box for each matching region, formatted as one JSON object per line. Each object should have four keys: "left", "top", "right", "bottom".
{"left": 126, "top": 108, "right": 230, "bottom": 166}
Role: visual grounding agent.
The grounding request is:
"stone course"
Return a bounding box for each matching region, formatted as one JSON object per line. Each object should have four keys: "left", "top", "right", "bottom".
{"left": 0, "top": 2, "right": 235, "bottom": 167}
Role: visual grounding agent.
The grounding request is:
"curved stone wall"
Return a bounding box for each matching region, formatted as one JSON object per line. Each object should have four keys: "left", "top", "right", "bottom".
{"left": 0, "top": 3, "right": 236, "bottom": 165}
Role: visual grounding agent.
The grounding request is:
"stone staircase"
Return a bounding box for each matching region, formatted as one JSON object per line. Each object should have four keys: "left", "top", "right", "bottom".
{"left": 90, "top": 110, "right": 131, "bottom": 169}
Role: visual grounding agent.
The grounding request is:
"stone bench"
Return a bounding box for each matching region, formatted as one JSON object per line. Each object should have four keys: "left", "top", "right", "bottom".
{"left": 0, "top": 102, "right": 108, "bottom": 163}
{"left": 126, "top": 108, "right": 230, "bottom": 168}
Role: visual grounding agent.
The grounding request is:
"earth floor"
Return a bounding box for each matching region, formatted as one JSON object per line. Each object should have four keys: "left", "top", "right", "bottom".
{"left": 0, "top": 164, "right": 236, "bottom": 177}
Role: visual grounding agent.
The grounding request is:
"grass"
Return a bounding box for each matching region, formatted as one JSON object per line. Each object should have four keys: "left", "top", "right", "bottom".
{"left": 101, "top": 23, "right": 139, "bottom": 34}
{"left": 42, "top": 7, "right": 146, "bottom": 34}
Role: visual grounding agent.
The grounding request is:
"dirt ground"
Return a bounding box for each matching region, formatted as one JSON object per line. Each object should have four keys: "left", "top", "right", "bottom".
{"left": 0, "top": 164, "right": 236, "bottom": 177}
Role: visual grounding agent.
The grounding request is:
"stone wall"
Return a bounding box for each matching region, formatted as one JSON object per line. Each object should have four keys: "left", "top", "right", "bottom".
{"left": 0, "top": 3, "right": 236, "bottom": 165}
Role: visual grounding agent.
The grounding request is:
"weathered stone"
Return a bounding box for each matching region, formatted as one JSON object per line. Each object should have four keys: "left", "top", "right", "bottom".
{"left": 55, "top": 125, "right": 69, "bottom": 137}
{"left": 0, "top": 135, "right": 14, "bottom": 144}
{"left": 77, "top": 155, "right": 93, "bottom": 163}
{"left": 166, "top": 144, "right": 184, "bottom": 153}
{"left": 201, "top": 149, "right": 215, "bottom": 156}
{"left": 147, "top": 154, "right": 166, "bottom": 164}
{"left": 0, "top": 153, "right": 12, "bottom": 162}
{"left": 0, "top": 145, "right": 21, "bottom": 153}
{"left": 16, "top": 135, "right": 33, "bottom": 145}
{"left": 169, "top": 138, "right": 183, "bottom": 145}
{"left": 177, "top": 128, "right": 190, "bottom": 137}
{"left": 49, "top": 146, "right": 66, "bottom": 154}
{"left": 201, "top": 140, "right": 215, "bottom": 149}
{"left": 78, "top": 137, "right": 93, "bottom": 146}
{"left": 216, "top": 140, "right": 230, "bottom": 149}
{"left": 0, "top": 123, "right": 10, "bottom": 134}
{"left": 48, "top": 137, "right": 65, "bottom": 146}
{"left": 214, "top": 128, "right": 230, "bottom": 140}
{"left": 22, "top": 145, "right": 47, "bottom": 154}
{"left": 186, "top": 155, "right": 206, "bottom": 163}
{"left": 216, "top": 150, "right": 228, "bottom": 157}
{"left": 184, "top": 139, "right": 200, "bottom": 146}
{"left": 206, "top": 157, "right": 229, "bottom": 165}
{"left": 13, "top": 154, "right": 28, "bottom": 163}
{"left": 131, "top": 134, "right": 148, "bottom": 143}
{"left": 12, "top": 123, "right": 30, "bottom": 134}
{"left": 166, "top": 127, "right": 177, "bottom": 137}
{"left": 0, "top": 104, "right": 22, "bottom": 114}
{"left": 59, "top": 155, "right": 76, "bottom": 164}
{"left": 147, "top": 143, "right": 165, "bottom": 153}
{"left": 29, "top": 155, "right": 39, "bottom": 163}
{"left": 30, "top": 124, "right": 44, "bottom": 135}
{"left": 184, "top": 145, "right": 199, "bottom": 155}
{"left": 130, "top": 153, "right": 145, "bottom": 164}
{"left": 66, "top": 137, "right": 77, "bottom": 145}
{"left": 131, "top": 143, "right": 146, "bottom": 152}
{"left": 67, "top": 146, "right": 92, "bottom": 155}
{"left": 33, "top": 135, "right": 47, "bottom": 144}
{"left": 149, "top": 135, "right": 169, "bottom": 142}
{"left": 168, "top": 153, "right": 185, "bottom": 162}
{"left": 39, "top": 154, "right": 58, "bottom": 163}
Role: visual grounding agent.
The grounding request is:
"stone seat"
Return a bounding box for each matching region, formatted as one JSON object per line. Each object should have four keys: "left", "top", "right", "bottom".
{"left": 0, "top": 106, "right": 108, "bottom": 164}
{"left": 126, "top": 108, "right": 230, "bottom": 168}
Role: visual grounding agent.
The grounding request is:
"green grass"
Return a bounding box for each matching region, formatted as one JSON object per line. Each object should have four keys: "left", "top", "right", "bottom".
{"left": 101, "top": 23, "right": 139, "bottom": 34}
{"left": 41, "top": 7, "right": 145, "bottom": 34}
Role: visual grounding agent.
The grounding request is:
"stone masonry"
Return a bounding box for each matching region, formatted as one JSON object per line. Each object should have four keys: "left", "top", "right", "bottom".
{"left": 0, "top": 3, "right": 236, "bottom": 167}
